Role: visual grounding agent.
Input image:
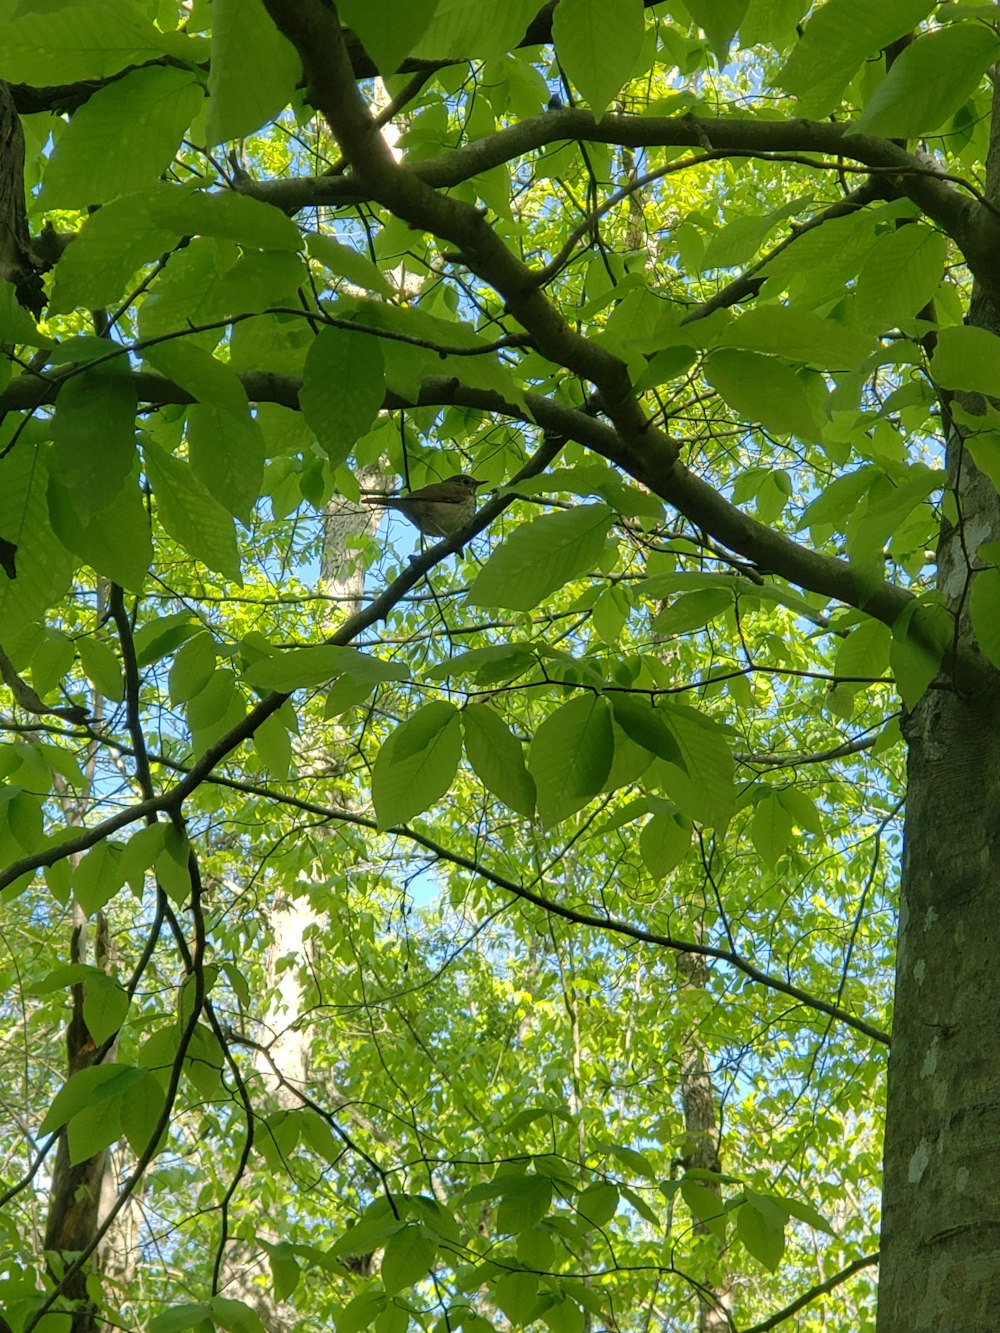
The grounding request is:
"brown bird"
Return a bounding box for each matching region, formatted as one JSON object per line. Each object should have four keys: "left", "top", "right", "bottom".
{"left": 363, "top": 474, "right": 482, "bottom": 538}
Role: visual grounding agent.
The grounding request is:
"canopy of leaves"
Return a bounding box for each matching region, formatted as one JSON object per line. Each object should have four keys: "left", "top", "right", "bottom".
{"left": 4, "top": 0, "right": 993, "bottom": 1329}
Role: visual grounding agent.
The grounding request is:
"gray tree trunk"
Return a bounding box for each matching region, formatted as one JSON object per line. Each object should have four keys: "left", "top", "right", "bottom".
{"left": 875, "top": 78, "right": 1000, "bottom": 1333}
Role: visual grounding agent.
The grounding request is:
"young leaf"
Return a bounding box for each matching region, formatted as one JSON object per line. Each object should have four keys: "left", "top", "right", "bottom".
{"left": 380, "top": 1224, "right": 436, "bottom": 1297}
{"left": 372, "top": 702, "right": 463, "bottom": 828}
{"left": 470, "top": 505, "right": 614, "bottom": 610}
{"left": 529, "top": 694, "right": 614, "bottom": 828}
{"left": 552, "top": 0, "right": 645, "bottom": 117}
{"left": 301, "top": 326, "right": 386, "bottom": 465}
{"left": 462, "top": 703, "right": 536, "bottom": 817}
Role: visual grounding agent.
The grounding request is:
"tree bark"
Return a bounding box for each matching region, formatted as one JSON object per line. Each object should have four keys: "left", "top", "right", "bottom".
{"left": 876, "top": 74, "right": 1000, "bottom": 1333}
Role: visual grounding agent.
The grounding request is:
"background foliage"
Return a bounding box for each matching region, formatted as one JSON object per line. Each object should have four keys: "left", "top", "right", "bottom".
{"left": 2, "top": 0, "right": 993, "bottom": 1329}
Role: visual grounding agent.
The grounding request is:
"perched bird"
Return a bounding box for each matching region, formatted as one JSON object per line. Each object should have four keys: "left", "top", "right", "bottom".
{"left": 363, "top": 474, "right": 482, "bottom": 538}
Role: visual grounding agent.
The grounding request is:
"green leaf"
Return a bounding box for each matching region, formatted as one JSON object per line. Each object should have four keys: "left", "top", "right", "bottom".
{"left": 681, "top": 1178, "right": 726, "bottom": 1240}
{"left": 82, "top": 973, "right": 130, "bottom": 1046}
{"left": 245, "top": 645, "right": 406, "bottom": 692}
{"left": 142, "top": 439, "right": 242, "bottom": 581}
{"left": 853, "top": 23, "right": 1000, "bottom": 138}
{"left": 169, "top": 633, "right": 217, "bottom": 706}
{"left": 931, "top": 325, "right": 1000, "bottom": 396}
{"left": 651, "top": 587, "right": 734, "bottom": 636}
{"left": 889, "top": 598, "right": 953, "bottom": 710}
{"left": 835, "top": 619, "right": 891, "bottom": 680}
{"left": 3, "top": 4, "right": 172, "bottom": 83}
{"left": 611, "top": 694, "right": 687, "bottom": 767}
{"left": 264, "top": 1241, "right": 301, "bottom": 1304}
{"left": 639, "top": 811, "right": 691, "bottom": 878}
{"left": 301, "top": 326, "right": 386, "bottom": 465}
{"left": 74, "top": 841, "right": 127, "bottom": 916}
{"left": 750, "top": 792, "right": 795, "bottom": 869}
{"left": 528, "top": 694, "right": 614, "bottom": 828}
{"left": 120, "top": 822, "right": 171, "bottom": 892}
{"left": 736, "top": 1192, "right": 787, "bottom": 1271}
{"left": 306, "top": 234, "right": 394, "bottom": 297}
{"left": 971, "top": 566, "right": 1000, "bottom": 670}
{"left": 48, "top": 188, "right": 177, "bottom": 314}
{"left": 336, "top": 0, "right": 439, "bottom": 75}
{"left": 470, "top": 505, "right": 614, "bottom": 611}
{"left": 40, "top": 67, "right": 202, "bottom": 208}
{"left": 725, "top": 306, "right": 872, "bottom": 370}
{"left": 854, "top": 225, "right": 947, "bottom": 329}
{"left": 187, "top": 404, "right": 266, "bottom": 525}
{"left": 380, "top": 1224, "right": 437, "bottom": 1296}
{"left": 462, "top": 703, "right": 536, "bottom": 817}
{"left": 208, "top": 1297, "right": 268, "bottom": 1333}
{"left": 704, "top": 348, "right": 820, "bottom": 440}
{"left": 683, "top": 0, "right": 748, "bottom": 59}
{"left": 414, "top": 0, "right": 541, "bottom": 61}
{"left": 48, "top": 472, "right": 152, "bottom": 591}
{"left": 337, "top": 1290, "right": 388, "bottom": 1333}
{"left": 206, "top": 0, "right": 301, "bottom": 142}
{"left": 52, "top": 366, "right": 137, "bottom": 519}
{"left": 779, "top": 0, "right": 936, "bottom": 117}
{"left": 552, "top": 0, "right": 645, "bottom": 117}
{"left": 652, "top": 703, "right": 735, "bottom": 828}
{"left": 372, "top": 701, "right": 463, "bottom": 828}
{"left": 496, "top": 1174, "right": 553, "bottom": 1233}
{"left": 77, "top": 638, "right": 124, "bottom": 703}
{"left": 148, "top": 188, "right": 304, "bottom": 252}
{"left": 150, "top": 1306, "right": 213, "bottom": 1333}
{"left": 576, "top": 1181, "right": 619, "bottom": 1228}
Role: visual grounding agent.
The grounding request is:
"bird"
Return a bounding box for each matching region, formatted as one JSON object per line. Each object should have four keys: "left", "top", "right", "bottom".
{"left": 363, "top": 474, "right": 482, "bottom": 538}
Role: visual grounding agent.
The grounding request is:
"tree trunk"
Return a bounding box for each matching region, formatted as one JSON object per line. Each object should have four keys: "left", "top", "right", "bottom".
{"left": 876, "top": 77, "right": 1000, "bottom": 1333}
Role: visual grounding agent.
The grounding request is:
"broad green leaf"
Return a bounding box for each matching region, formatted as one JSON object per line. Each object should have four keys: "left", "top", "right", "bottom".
{"left": 889, "top": 598, "right": 953, "bottom": 710}
{"left": 529, "top": 694, "right": 614, "bottom": 828}
{"left": 40, "top": 67, "right": 202, "bottom": 208}
{"left": 853, "top": 23, "right": 1000, "bottom": 138}
{"left": 337, "top": 1290, "right": 388, "bottom": 1333}
{"left": 970, "top": 566, "right": 1000, "bottom": 670}
{"left": 207, "top": 1298, "right": 268, "bottom": 1333}
{"left": 470, "top": 505, "right": 614, "bottom": 611}
{"left": 683, "top": 0, "right": 748, "bottom": 58}
{"left": 206, "top": 0, "right": 301, "bottom": 142}
{"left": 651, "top": 587, "right": 734, "bottom": 636}
{"left": 835, "top": 619, "right": 891, "bottom": 679}
{"left": 306, "top": 234, "right": 394, "bottom": 298}
{"left": 253, "top": 712, "right": 292, "bottom": 779}
{"left": 2, "top": 4, "right": 171, "bottom": 83}
{"left": 414, "top": 0, "right": 541, "bottom": 61}
{"left": 799, "top": 465, "right": 879, "bottom": 532}
{"left": 245, "top": 645, "right": 406, "bottom": 692}
{"left": 169, "top": 634, "right": 218, "bottom": 706}
{"left": 149, "top": 1306, "right": 213, "bottom": 1333}
{"left": 336, "top": 0, "right": 439, "bottom": 74}
{"left": 552, "top": 0, "right": 645, "bottom": 117}
{"left": 301, "top": 326, "right": 386, "bottom": 465}
{"left": 120, "top": 822, "right": 171, "bottom": 892}
{"left": 264, "top": 1241, "right": 301, "bottom": 1304}
{"left": 854, "top": 225, "right": 947, "bottom": 329}
{"left": 462, "top": 703, "right": 536, "bottom": 817}
{"left": 704, "top": 349, "right": 820, "bottom": 440}
{"left": 372, "top": 701, "right": 463, "bottom": 828}
{"left": 681, "top": 1179, "right": 726, "bottom": 1240}
{"left": 779, "top": 0, "right": 936, "bottom": 117}
{"left": 576, "top": 1181, "right": 619, "bottom": 1228}
{"left": 83, "top": 972, "right": 130, "bottom": 1046}
{"left": 930, "top": 325, "right": 1000, "bottom": 396}
{"left": 142, "top": 342, "right": 249, "bottom": 415}
{"left": 77, "top": 638, "right": 124, "bottom": 703}
{"left": 725, "top": 306, "right": 872, "bottom": 370}
{"left": 187, "top": 404, "right": 266, "bottom": 525}
{"left": 48, "top": 188, "right": 176, "bottom": 314}
{"left": 134, "top": 613, "right": 198, "bottom": 668}
{"left": 639, "top": 811, "right": 691, "bottom": 879}
{"left": 496, "top": 1174, "right": 553, "bottom": 1233}
{"left": 148, "top": 188, "right": 303, "bottom": 252}
{"left": 48, "top": 472, "right": 152, "bottom": 591}
{"left": 750, "top": 792, "right": 795, "bottom": 869}
{"left": 380, "top": 1224, "right": 436, "bottom": 1296}
{"left": 142, "top": 439, "right": 242, "bottom": 581}
{"left": 611, "top": 695, "right": 686, "bottom": 767}
{"left": 52, "top": 366, "right": 137, "bottom": 518}
{"left": 736, "top": 1192, "right": 787, "bottom": 1271}
{"left": 652, "top": 703, "right": 735, "bottom": 828}
{"left": 74, "top": 840, "right": 127, "bottom": 916}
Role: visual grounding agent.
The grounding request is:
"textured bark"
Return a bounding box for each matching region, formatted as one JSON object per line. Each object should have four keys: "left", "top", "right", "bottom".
{"left": 875, "top": 76, "right": 1000, "bottom": 1333}
{"left": 0, "top": 80, "right": 44, "bottom": 313}
{"left": 43, "top": 909, "right": 115, "bottom": 1333}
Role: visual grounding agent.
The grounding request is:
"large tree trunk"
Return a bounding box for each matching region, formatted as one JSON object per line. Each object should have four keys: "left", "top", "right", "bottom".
{"left": 875, "top": 80, "right": 1000, "bottom": 1333}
